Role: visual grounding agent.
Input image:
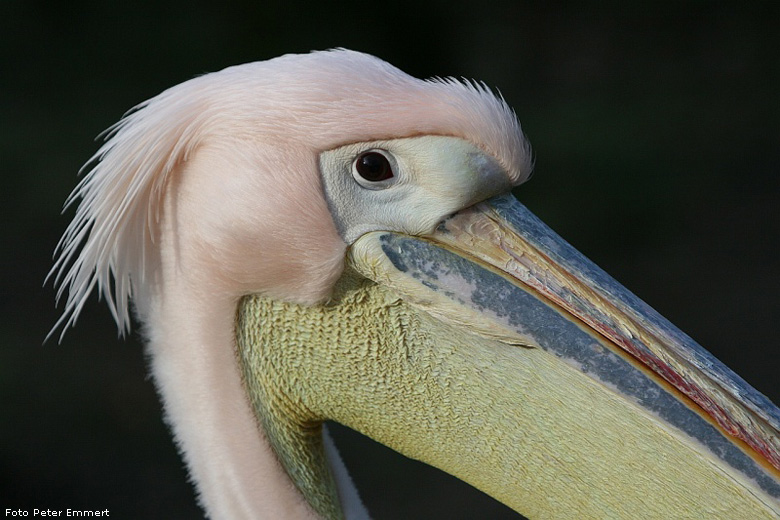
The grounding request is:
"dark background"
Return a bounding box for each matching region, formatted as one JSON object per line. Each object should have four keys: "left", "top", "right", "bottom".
{"left": 2, "top": 2, "right": 778, "bottom": 518}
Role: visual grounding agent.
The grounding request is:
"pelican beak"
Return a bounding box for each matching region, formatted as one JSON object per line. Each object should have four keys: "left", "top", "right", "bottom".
{"left": 348, "top": 192, "right": 780, "bottom": 512}
{"left": 238, "top": 192, "right": 780, "bottom": 518}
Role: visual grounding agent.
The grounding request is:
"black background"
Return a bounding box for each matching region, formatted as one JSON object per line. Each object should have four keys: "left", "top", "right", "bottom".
{"left": 2, "top": 2, "right": 778, "bottom": 518}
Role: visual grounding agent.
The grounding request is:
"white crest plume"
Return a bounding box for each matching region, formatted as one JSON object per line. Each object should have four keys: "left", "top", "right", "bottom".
{"left": 48, "top": 79, "right": 216, "bottom": 340}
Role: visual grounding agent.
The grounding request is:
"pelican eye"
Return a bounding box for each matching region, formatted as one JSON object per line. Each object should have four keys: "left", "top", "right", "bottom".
{"left": 352, "top": 150, "right": 395, "bottom": 188}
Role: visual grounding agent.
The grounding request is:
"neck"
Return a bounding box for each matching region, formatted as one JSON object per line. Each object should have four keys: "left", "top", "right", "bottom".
{"left": 141, "top": 268, "right": 321, "bottom": 519}
{"left": 134, "top": 150, "right": 357, "bottom": 518}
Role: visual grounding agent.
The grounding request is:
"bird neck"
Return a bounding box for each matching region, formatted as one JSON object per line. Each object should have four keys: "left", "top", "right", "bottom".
{"left": 142, "top": 264, "right": 321, "bottom": 519}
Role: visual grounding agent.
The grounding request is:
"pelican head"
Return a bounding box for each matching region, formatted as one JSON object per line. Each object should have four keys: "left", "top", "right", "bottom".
{"left": 51, "top": 49, "right": 780, "bottom": 519}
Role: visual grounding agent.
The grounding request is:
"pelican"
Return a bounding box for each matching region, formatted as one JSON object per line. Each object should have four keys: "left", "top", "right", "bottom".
{"left": 50, "top": 49, "right": 780, "bottom": 519}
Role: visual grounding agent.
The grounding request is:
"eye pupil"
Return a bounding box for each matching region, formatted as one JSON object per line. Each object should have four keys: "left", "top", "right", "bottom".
{"left": 355, "top": 151, "right": 394, "bottom": 182}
